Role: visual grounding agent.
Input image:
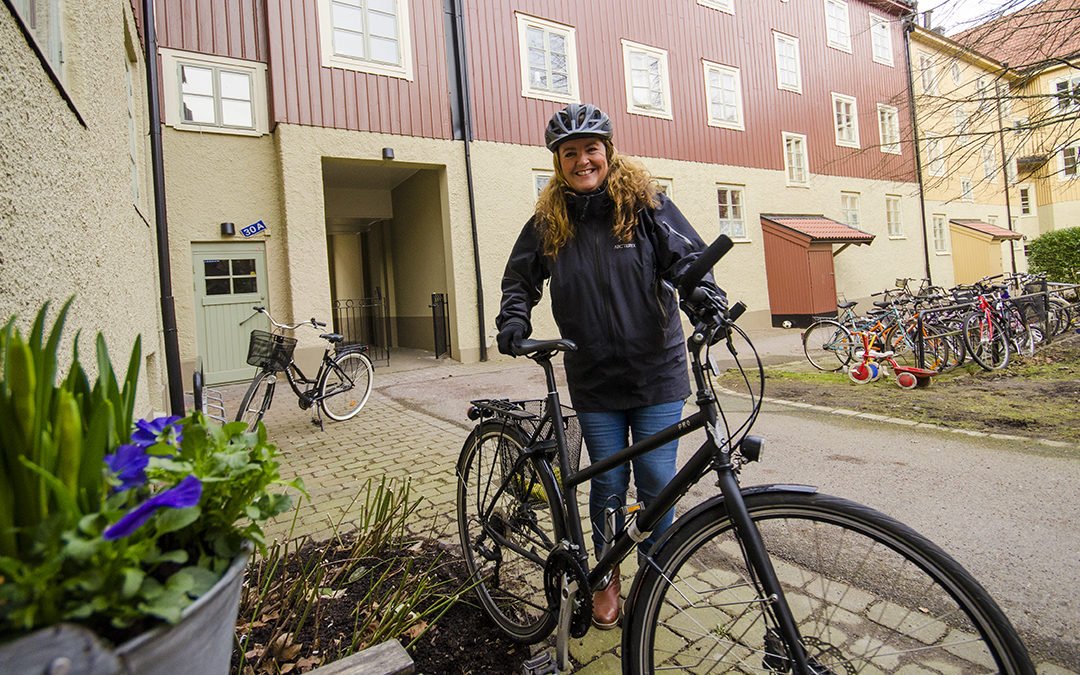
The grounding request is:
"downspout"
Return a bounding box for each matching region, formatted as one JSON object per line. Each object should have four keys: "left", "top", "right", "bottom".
{"left": 141, "top": 0, "right": 185, "bottom": 414}
{"left": 994, "top": 63, "right": 1018, "bottom": 275}
{"left": 447, "top": 0, "right": 488, "bottom": 361}
{"left": 902, "top": 16, "right": 933, "bottom": 282}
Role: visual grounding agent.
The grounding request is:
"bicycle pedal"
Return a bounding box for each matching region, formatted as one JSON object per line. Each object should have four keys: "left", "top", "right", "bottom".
{"left": 521, "top": 650, "right": 558, "bottom": 675}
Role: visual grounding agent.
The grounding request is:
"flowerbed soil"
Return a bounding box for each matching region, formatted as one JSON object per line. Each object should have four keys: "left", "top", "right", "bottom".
{"left": 719, "top": 333, "right": 1080, "bottom": 446}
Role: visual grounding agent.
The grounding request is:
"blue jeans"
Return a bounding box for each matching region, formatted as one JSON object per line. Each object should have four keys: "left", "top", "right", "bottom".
{"left": 577, "top": 400, "right": 684, "bottom": 561}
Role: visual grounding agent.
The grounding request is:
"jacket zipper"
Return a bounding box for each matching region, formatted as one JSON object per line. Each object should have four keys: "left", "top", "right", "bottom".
{"left": 582, "top": 195, "right": 620, "bottom": 359}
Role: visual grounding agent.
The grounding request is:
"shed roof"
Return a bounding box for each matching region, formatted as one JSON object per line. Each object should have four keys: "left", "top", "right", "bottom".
{"left": 760, "top": 215, "right": 876, "bottom": 244}
{"left": 949, "top": 219, "right": 1024, "bottom": 240}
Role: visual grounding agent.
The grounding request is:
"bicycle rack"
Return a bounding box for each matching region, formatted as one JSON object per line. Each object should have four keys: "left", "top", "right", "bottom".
{"left": 188, "top": 358, "right": 227, "bottom": 423}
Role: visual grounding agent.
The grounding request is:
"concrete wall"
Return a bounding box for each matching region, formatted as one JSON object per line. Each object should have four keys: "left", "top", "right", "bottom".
{"left": 0, "top": 2, "right": 164, "bottom": 414}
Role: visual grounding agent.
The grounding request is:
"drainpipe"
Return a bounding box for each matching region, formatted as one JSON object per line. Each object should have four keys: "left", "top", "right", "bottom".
{"left": 446, "top": 0, "right": 488, "bottom": 361}
{"left": 141, "top": 0, "right": 185, "bottom": 414}
{"left": 902, "top": 15, "right": 933, "bottom": 282}
{"left": 994, "top": 62, "right": 1018, "bottom": 275}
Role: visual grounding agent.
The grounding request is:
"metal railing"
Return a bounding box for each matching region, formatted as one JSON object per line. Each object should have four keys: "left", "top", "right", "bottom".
{"left": 333, "top": 289, "right": 391, "bottom": 367}
{"left": 430, "top": 292, "right": 450, "bottom": 359}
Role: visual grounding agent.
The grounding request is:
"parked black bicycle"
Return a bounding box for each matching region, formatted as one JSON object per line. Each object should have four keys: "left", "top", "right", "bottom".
{"left": 236, "top": 306, "right": 373, "bottom": 430}
{"left": 457, "top": 236, "right": 1032, "bottom": 673}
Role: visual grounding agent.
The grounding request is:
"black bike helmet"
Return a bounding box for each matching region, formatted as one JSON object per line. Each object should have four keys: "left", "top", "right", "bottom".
{"left": 545, "top": 103, "right": 613, "bottom": 152}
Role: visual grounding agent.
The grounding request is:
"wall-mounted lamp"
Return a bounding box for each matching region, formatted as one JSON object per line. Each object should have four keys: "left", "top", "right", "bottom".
{"left": 382, "top": 147, "right": 395, "bottom": 160}
{"left": 220, "top": 222, "right": 236, "bottom": 236}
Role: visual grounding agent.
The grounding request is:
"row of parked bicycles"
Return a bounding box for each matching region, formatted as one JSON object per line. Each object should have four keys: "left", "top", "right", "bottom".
{"left": 801, "top": 272, "right": 1079, "bottom": 384}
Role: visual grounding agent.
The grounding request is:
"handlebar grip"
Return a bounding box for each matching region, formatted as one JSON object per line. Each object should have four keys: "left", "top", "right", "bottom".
{"left": 253, "top": 305, "right": 265, "bottom": 311}
{"left": 679, "top": 235, "right": 733, "bottom": 299}
{"left": 311, "top": 318, "right": 327, "bottom": 328}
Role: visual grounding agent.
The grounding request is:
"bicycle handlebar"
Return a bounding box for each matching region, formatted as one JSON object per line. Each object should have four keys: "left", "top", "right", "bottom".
{"left": 244, "top": 306, "right": 328, "bottom": 332}
{"left": 678, "top": 235, "right": 733, "bottom": 299}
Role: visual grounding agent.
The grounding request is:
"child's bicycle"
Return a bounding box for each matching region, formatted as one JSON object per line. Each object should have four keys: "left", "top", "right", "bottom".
{"left": 457, "top": 236, "right": 1032, "bottom": 673}
{"left": 847, "top": 329, "right": 937, "bottom": 389}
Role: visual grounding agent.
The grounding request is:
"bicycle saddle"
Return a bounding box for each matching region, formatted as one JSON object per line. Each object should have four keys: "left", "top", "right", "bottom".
{"left": 512, "top": 337, "right": 577, "bottom": 356}
{"left": 838, "top": 300, "right": 857, "bottom": 309}
{"left": 319, "top": 333, "right": 344, "bottom": 343}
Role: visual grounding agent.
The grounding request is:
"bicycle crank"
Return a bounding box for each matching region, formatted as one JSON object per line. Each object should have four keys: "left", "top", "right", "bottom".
{"left": 542, "top": 547, "right": 591, "bottom": 639}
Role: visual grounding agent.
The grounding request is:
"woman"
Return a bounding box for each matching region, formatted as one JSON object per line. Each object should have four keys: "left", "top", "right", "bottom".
{"left": 496, "top": 103, "right": 725, "bottom": 629}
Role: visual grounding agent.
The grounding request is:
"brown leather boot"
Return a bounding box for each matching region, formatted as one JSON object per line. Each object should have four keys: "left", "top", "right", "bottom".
{"left": 592, "top": 565, "right": 621, "bottom": 630}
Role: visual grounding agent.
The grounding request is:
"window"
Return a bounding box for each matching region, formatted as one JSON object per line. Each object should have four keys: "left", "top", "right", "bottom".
{"left": 919, "top": 53, "right": 937, "bottom": 95}
{"left": 517, "top": 14, "right": 578, "bottom": 103}
{"left": 886, "top": 195, "right": 903, "bottom": 237}
{"left": 125, "top": 60, "right": 141, "bottom": 203}
{"left": 773, "top": 32, "right": 801, "bottom": 94}
{"left": 832, "top": 93, "right": 859, "bottom": 148}
{"left": 318, "top": 0, "right": 413, "bottom": 79}
{"left": 160, "top": 49, "right": 269, "bottom": 136}
{"left": 1060, "top": 143, "right": 1078, "bottom": 179}
{"left": 987, "top": 215, "right": 998, "bottom": 225}
{"left": 982, "top": 144, "right": 996, "bottom": 179}
{"left": 9, "top": 0, "right": 64, "bottom": 80}
{"left": 975, "top": 76, "right": 991, "bottom": 112}
{"left": 960, "top": 177, "right": 973, "bottom": 202}
{"left": 877, "top": 103, "right": 900, "bottom": 154}
{"left": 998, "top": 82, "right": 1012, "bottom": 116}
{"left": 925, "top": 133, "right": 945, "bottom": 176}
{"left": 533, "top": 171, "right": 553, "bottom": 199}
{"left": 703, "top": 61, "right": 744, "bottom": 130}
{"left": 1053, "top": 74, "right": 1080, "bottom": 113}
{"left": 951, "top": 61, "right": 962, "bottom": 85}
{"left": 841, "top": 191, "right": 860, "bottom": 227}
{"left": 783, "top": 132, "right": 809, "bottom": 186}
{"left": 954, "top": 107, "right": 969, "bottom": 145}
{"left": 824, "top": 0, "right": 851, "bottom": 52}
{"left": 932, "top": 214, "right": 949, "bottom": 253}
{"left": 1019, "top": 186, "right": 1033, "bottom": 215}
{"left": 203, "top": 258, "right": 260, "bottom": 296}
{"left": 870, "top": 14, "right": 893, "bottom": 66}
{"left": 697, "top": 0, "right": 734, "bottom": 13}
{"left": 654, "top": 177, "right": 673, "bottom": 196}
{"left": 622, "top": 40, "right": 672, "bottom": 119}
{"left": 1006, "top": 157, "right": 1017, "bottom": 184}
{"left": 717, "top": 185, "right": 746, "bottom": 239}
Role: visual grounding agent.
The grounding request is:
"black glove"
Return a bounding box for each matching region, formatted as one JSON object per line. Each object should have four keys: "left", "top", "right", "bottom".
{"left": 697, "top": 282, "right": 728, "bottom": 315}
{"left": 496, "top": 320, "right": 526, "bottom": 356}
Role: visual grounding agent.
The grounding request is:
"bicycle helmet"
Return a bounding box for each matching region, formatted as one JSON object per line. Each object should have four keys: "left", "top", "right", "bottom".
{"left": 545, "top": 103, "right": 613, "bottom": 152}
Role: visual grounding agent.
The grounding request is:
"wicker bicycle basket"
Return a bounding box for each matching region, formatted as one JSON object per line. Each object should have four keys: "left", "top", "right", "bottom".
{"left": 246, "top": 330, "right": 297, "bottom": 372}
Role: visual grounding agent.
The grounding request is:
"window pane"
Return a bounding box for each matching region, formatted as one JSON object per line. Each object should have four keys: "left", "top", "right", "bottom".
{"left": 368, "top": 0, "right": 395, "bottom": 12}
{"left": 332, "top": 2, "right": 363, "bottom": 30}
{"left": 221, "top": 99, "right": 253, "bottom": 127}
{"left": 219, "top": 71, "right": 251, "bottom": 101}
{"left": 205, "top": 279, "right": 231, "bottom": 295}
{"left": 369, "top": 36, "right": 399, "bottom": 64}
{"left": 204, "top": 260, "right": 229, "bottom": 277}
{"left": 233, "top": 278, "right": 258, "bottom": 294}
{"left": 182, "top": 94, "right": 215, "bottom": 123}
{"left": 551, "top": 72, "right": 568, "bottom": 93}
{"left": 232, "top": 259, "right": 256, "bottom": 275}
{"left": 526, "top": 26, "right": 544, "bottom": 50}
{"left": 181, "top": 65, "right": 213, "bottom": 95}
{"left": 334, "top": 29, "right": 365, "bottom": 58}
{"left": 368, "top": 11, "right": 397, "bottom": 39}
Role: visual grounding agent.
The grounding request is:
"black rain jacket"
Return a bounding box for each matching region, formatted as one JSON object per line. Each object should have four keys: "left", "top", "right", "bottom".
{"left": 497, "top": 189, "right": 722, "bottom": 412}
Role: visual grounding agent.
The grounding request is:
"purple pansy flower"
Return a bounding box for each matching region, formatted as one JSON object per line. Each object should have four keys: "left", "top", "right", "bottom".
{"left": 104, "top": 443, "right": 150, "bottom": 492}
{"left": 131, "top": 415, "right": 183, "bottom": 448}
{"left": 103, "top": 475, "right": 203, "bottom": 540}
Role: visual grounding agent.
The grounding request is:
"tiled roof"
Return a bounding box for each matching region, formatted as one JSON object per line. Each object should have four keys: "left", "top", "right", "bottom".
{"left": 950, "top": 219, "right": 1024, "bottom": 240}
{"left": 760, "top": 215, "right": 876, "bottom": 244}
{"left": 949, "top": 0, "right": 1080, "bottom": 67}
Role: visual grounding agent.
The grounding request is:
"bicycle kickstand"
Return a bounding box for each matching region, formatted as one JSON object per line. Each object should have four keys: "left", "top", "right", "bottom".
{"left": 311, "top": 406, "right": 325, "bottom": 431}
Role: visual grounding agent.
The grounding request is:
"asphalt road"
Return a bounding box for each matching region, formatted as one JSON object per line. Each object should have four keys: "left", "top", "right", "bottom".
{"left": 381, "top": 354, "right": 1080, "bottom": 669}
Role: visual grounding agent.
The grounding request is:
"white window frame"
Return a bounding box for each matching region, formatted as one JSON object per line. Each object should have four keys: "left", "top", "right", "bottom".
{"left": 697, "top": 0, "right": 734, "bottom": 14}
{"left": 998, "top": 81, "right": 1012, "bottom": 116}
{"left": 703, "top": 60, "right": 744, "bottom": 131}
{"left": 960, "top": 177, "right": 973, "bottom": 202}
{"left": 783, "top": 132, "right": 809, "bottom": 186}
{"left": 954, "top": 107, "right": 969, "bottom": 146}
{"left": 773, "top": 31, "right": 802, "bottom": 94}
{"left": 716, "top": 184, "right": 747, "bottom": 239}
{"left": 987, "top": 215, "right": 998, "bottom": 226}
{"left": 317, "top": 0, "right": 414, "bottom": 80}
{"left": 924, "top": 133, "right": 945, "bottom": 177}
{"left": 841, "top": 191, "right": 860, "bottom": 228}
{"left": 982, "top": 144, "right": 996, "bottom": 179}
{"left": 10, "top": 0, "right": 65, "bottom": 82}
{"left": 832, "top": 93, "right": 859, "bottom": 148}
{"left": 516, "top": 14, "right": 579, "bottom": 104}
{"left": 1006, "top": 156, "right": 1017, "bottom": 184}
{"left": 160, "top": 48, "right": 269, "bottom": 136}
{"left": 877, "top": 103, "right": 900, "bottom": 154}
{"left": 824, "top": 0, "right": 852, "bottom": 53}
{"left": 919, "top": 52, "right": 938, "bottom": 95}
{"left": 975, "top": 76, "right": 991, "bottom": 112}
{"left": 533, "top": 170, "right": 553, "bottom": 200}
{"left": 654, "top": 177, "right": 674, "bottom": 197}
{"left": 621, "top": 39, "right": 673, "bottom": 120}
{"left": 885, "top": 195, "right": 903, "bottom": 238}
{"left": 951, "top": 60, "right": 962, "bottom": 85}
{"left": 1060, "top": 142, "right": 1078, "bottom": 180}
{"left": 932, "top": 213, "right": 950, "bottom": 254}
{"left": 1018, "top": 185, "right": 1034, "bottom": 215}
{"left": 869, "top": 14, "right": 893, "bottom": 66}
{"left": 1052, "top": 73, "right": 1080, "bottom": 113}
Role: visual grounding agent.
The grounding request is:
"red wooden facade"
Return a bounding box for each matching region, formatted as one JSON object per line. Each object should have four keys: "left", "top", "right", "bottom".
{"left": 152, "top": 0, "right": 917, "bottom": 181}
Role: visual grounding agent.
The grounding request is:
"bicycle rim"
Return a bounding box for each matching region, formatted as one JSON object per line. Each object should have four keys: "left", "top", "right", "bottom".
{"left": 456, "top": 423, "right": 559, "bottom": 643}
{"left": 802, "top": 321, "right": 853, "bottom": 372}
{"left": 236, "top": 372, "right": 274, "bottom": 431}
{"left": 320, "top": 351, "right": 373, "bottom": 421}
{"left": 963, "top": 314, "right": 1009, "bottom": 371}
{"left": 624, "top": 491, "right": 1031, "bottom": 674}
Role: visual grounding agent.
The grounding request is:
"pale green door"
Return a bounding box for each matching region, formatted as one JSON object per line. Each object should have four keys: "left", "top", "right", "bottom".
{"left": 192, "top": 243, "right": 269, "bottom": 384}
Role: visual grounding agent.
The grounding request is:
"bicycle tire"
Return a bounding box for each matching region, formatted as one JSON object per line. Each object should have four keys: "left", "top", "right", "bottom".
{"left": 319, "top": 350, "right": 374, "bottom": 421}
{"left": 802, "top": 320, "right": 854, "bottom": 372}
{"left": 623, "top": 490, "right": 1033, "bottom": 674}
{"left": 456, "top": 421, "right": 560, "bottom": 644}
{"left": 963, "top": 313, "right": 1010, "bottom": 370}
{"left": 235, "top": 371, "right": 275, "bottom": 431}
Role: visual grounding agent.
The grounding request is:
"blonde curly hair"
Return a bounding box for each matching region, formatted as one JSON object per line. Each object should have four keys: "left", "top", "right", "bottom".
{"left": 533, "top": 139, "right": 660, "bottom": 258}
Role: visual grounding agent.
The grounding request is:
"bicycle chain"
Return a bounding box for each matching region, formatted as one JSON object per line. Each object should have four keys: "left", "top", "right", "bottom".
{"left": 543, "top": 548, "right": 592, "bottom": 638}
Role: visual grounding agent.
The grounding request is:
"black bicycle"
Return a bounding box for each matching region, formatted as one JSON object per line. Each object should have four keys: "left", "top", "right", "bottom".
{"left": 456, "top": 236, "right": 1032, "bottom": 673}
{"left": 235, "top": 306, "right": 373, "bottom": 430}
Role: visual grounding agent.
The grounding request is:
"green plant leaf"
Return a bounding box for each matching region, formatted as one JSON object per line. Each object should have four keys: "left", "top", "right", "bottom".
{"left": 155, "top": 506, "right": 201, "bottom": 535}
{"left": 121, "top": 568, "right": 145, "bottom": 598}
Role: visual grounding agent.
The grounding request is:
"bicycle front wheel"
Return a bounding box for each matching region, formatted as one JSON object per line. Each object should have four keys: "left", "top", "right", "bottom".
{"left": 456, "top": 421, "right": 560, "bottom": 644}
{"left": 963, "top": 313, "right": 1010, "bottom": 371}
{"left": 802, "top": 320, "right": 854, "bottom": 371}
{"left": 624, "top": 490, "right": 1032, "bottom": 674}
{"left": 236, "top": 371, "right": 275, "bottom": 431}
{"left": 319, "top": 350, "right": 374, "bottom": 421}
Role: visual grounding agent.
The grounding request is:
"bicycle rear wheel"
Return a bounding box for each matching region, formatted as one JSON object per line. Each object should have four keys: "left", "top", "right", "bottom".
{"left": 456, "top": 421, "right": 560, "bottom": 644}
{"left": 963, "top": 313, "right": 1010, "bottom": 370}
{"left": 235, "top": 371, "right": 275, "bottom": 431}
{"left": 319, "top": 350, "right": 373, "bottom": 421}
{"left": 802, "top": 320, "right": 854, "bottom": 372}
{"left": 624, "top": 490, "right": 1032, "bottom": 674}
